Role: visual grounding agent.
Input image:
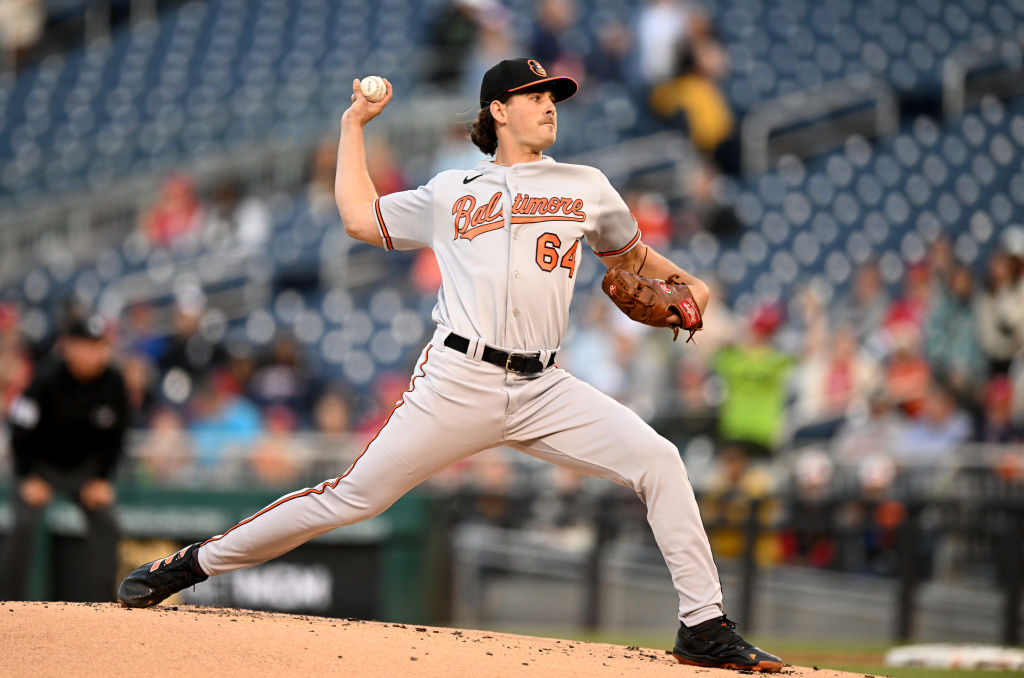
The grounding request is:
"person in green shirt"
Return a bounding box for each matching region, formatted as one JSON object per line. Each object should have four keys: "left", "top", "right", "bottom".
{"left": 712, "top": 305, "right": 796, "bottom": 463}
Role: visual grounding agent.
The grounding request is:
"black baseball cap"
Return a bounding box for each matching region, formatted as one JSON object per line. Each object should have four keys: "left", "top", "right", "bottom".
{"left": 65, "top": 315, "right": 108, "bottom": 341}
{"left": 479, "top": 58, "right": 578, "bottom": 110}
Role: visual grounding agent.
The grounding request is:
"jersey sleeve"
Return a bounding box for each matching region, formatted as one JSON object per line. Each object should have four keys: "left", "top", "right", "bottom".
{"left": 373, "top": 178, "right": 436, "bottom": 251}
{"left": 586, "top": 171, "right": 641, "bottom": 258}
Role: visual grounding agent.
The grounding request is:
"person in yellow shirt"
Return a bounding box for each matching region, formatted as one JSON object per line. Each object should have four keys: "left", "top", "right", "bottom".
{"left": 649, "top": 18, "right": 737, "bottom": 173}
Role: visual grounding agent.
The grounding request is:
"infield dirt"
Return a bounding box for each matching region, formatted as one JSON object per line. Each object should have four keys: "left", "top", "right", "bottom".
{"left": 1, "top": 601, "right": 867, "bottom": 677}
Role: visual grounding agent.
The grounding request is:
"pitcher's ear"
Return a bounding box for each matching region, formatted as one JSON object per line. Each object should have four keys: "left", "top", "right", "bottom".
{"left": 490, "top": 99, "right": 507, "bottom": 124}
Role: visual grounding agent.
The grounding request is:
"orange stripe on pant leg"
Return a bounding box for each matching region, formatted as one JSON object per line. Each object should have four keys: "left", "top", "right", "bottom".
{"left": 200, "top": 344, "right": 434, "bottom": 549}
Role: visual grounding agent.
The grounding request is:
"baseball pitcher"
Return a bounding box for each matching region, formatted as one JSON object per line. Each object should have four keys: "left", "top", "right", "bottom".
{"left": 118, "top": 58, "right": 782, "bottom": 672}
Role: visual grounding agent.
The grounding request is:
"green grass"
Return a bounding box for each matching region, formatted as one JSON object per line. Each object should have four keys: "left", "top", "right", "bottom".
{"left": 484, "top": 627, "right": 996, "bottom": 678}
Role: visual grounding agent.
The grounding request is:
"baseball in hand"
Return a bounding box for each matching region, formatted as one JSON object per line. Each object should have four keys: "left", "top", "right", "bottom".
{"left": 360, "top": 76, "right": 386, "bottom": 103}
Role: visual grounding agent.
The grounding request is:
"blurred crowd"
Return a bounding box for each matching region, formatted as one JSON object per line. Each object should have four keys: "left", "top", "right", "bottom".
{"left": 559, "top": 232, "right": 1024, "bottom": 476}
{"left": 2, "top": 1, "right": 1023, "bottom": 587}
{"left": 2, "top": 0, "right": 1022, "bottom": 499}
{"left": 569, "top": 232, "right": 1024, "bottom": 576}
{"left": 3, "top": 182, "right": 1022, "bottom": 498}
{"left": 425, "top": 0, "right": 736, "bottom": 168}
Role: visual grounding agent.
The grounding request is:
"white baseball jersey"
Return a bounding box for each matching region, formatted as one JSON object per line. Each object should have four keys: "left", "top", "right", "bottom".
{"left": 373, "top": 156, "right": 640, "bottom": 351}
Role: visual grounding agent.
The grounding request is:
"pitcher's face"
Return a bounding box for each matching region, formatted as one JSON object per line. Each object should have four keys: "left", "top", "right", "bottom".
{"left": 500, "top": 90, "right": 558, "bottom": 153}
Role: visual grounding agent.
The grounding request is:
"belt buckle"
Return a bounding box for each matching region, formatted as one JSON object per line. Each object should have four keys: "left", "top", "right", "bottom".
{"left": 505, "top": 352, "right": 540, "bottom": 373}
{"left": 505, "top": 352, "right": 521, "bottom": 373}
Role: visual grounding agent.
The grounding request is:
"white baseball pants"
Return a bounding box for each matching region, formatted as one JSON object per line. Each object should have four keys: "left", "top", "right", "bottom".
{"left": 198, "top": 328, "right": 724, "bottom": 625}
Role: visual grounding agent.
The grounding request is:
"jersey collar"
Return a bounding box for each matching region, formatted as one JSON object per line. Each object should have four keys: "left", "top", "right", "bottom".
{"left": 476, "top": 155, "right": 556, "bottom": 171}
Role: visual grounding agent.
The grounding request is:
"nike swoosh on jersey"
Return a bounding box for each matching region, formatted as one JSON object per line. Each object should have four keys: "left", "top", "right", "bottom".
{"left": 462, "top": 174, "right": 484, "bottom": 184}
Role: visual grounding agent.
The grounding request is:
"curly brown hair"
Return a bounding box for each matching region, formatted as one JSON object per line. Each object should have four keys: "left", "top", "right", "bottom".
{"left": 469, "top": 95, "right": 510, "bottom": 156}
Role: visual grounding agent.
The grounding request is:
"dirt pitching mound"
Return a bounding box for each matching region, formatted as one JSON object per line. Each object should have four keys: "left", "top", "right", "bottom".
{"left": 1, "top": 602, "right": 861, "bottom": 678}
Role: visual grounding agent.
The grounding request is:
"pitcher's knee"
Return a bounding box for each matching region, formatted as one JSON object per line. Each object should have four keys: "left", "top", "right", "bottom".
{"left": 631, "top": 436, "right": 687, "bottom": 488}
{"left": 651, "top": 435, "right": 684, "bottom": 468}
{"left": 339, "top": 504, "right": 386, "bottom": 525}
{"left": 331, "top": 491, "right": 398, "bottom": 526}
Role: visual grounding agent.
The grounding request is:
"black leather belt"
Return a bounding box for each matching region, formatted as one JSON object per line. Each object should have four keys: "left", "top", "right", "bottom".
{"left": 444, "top": 332, "right": 555, "bottom": 374}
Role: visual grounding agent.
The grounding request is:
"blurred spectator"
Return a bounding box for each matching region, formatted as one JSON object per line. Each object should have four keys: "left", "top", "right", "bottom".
{"left": 780, "top": 448, "right": 837, "bottom": 568}
{"left": 701, "top": 446, "right": 780, "bottom": 564}
{"left": 925, "top": 263, "right": 984, "bottom": 427}
{"left": 528, "top": 0, "right": 584, "bottom": 83}
{"left": 855, "top": 453, "right": 899, "bottom": 501}
{"left": 841, "top": 476, "right": 905, "bottom": 576}
{"left": 976, "top": 249, "right": 1024, "bottom": 376}
{"left": 355, "top": 371, "right": 410, "bottom": 446}
{"left": 365, "top": 136, "right": 407, "bottom": 197}
{"left": 712, "top": 305, "right": 796, "bottom": 468}
{"left": 0, "top": 341, "right": 30, "bottom": 413}
{"left": 307, "top": 138, "right": 339, "bottom": 221}
{"left": 314, "top": 387, "right": 351, "bottom": 437}
{"left": 675, "top": 164, "right": 743, "bottom": 238}
{"left": 562, "top": 298, "right": 633, "bottom": 401}
{"left": 586, "top": 19, "right": 632, "bottom": 87}
{"left": 994, "top": 450, "right": 1024, "bottom": 488}
{"left": 636, "top": 0, "right": 696, "bottom": 87}
{"left": 426, "top": 0, "right": 485, "bottom": 88}
{"left": 0, "top": 316, "right": 126, "bottom": 601}
{"left": 139, "top": 173, "right": 204, "bottom": 249}
{"left": 247, "top": 333, "right": 317, "bottom": 423}
{"left": 925, "top": 263, "right": 983, "bottom": 384}
{"left": 459, "top": 449, "right": 531, "bottom": 528}
{"left": 833, "top": 261, "right": 891, "bottom": 350}
{"left": 412, "top": 249, "right": 443, "bottom": 295}
{"left": 926, "top": 234, "right": 955, "bottom": 288}
{"left": 665, "top": 351, "right": 716, "bottom": 439}
{"left": 120, "top": 302, "right": 168, "bottom": 364}
{"left": 0, "top": 0, "right": 42, "bottom": 72}
{"left": 624, "top": 188, "right": 673, "bottom": 249}
{"left": 0, "top": 303, "right": 31, "bottom": 413}
{"left": 882, "top": 264, "right": 932, "bottom": 355}
{"left": 249, "top": 405, "right": 311, "bottom": 486}
{"left": 834, "top": 388, "right": 906, "bottom": 463}
{"left": 649, "top": 17, "right": 735, "bottom": 171}
{"left": 527, "top": 466, "right": 594, "bottom": 539}
{"left": 122, "top": 352, "right": 158, "bottom": 427}
{"left": 687, "top": 277, "right": 738, "bottom": 359}
{"left": 432, "top": 122, "right": 484, "bottom": 175}
{"left": 158, "top": 296, "right": 227, "bottom": 394}
{"left": 136, "top": 406, "right": 193, "bottom": 485}
{"left": 620, "top": 317, "right": 676, "bottom": 419}
{"left": 203, "top": 180, "right": 271, "bottom": 253}
{"left": 225, "top": 349, "right": 257, "bottom": 402}
{"left": 791, "top": 291, "right": 880, "bottom": 444}
{"left": 893, "top": 382, "right": 971, "bottom": 464}
{"left": 311, "top": 386, "right": 357, "bottom": 478}
{"left": 979, "top": 376, "right": 1023, "bottom": 443}
{"left": 884, "top": 333, "right": 931, "bottom": 418}
{"left": 463, "top": 2, "right": 518, "bottom": 98}
{"left": 187, "top": 371, "right": 262, "bottom": 473}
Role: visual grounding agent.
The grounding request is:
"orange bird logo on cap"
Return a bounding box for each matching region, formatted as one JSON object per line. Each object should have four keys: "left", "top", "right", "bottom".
{"left": 528, "top": 60, "right": 547, "bottom": 77}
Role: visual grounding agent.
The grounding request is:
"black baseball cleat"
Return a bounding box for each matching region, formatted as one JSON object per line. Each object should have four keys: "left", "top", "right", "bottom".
{"left": 672, "top": 616, "right": 783, "bottom": 673}
{"left": 117, "top": 543, "right": 209, "bottom": 608}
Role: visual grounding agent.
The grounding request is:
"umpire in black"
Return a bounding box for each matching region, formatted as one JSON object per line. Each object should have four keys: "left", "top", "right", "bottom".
{"left": 0, "top": 315, "right": 128, "bottom": 601}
